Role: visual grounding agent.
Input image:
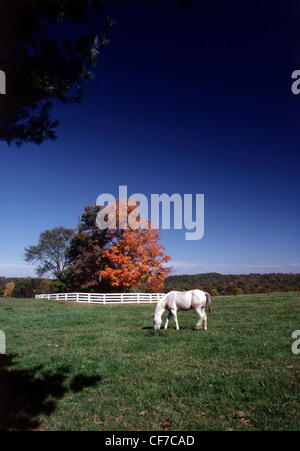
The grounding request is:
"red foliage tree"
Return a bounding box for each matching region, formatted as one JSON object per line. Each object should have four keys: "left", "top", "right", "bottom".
{"left": 98, "top": 199, "right": 172, "bottom": 292}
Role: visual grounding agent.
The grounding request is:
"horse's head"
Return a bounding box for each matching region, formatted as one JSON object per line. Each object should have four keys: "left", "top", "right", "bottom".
{"left": 152, "top": 313, "right": 162, "bottom": 330}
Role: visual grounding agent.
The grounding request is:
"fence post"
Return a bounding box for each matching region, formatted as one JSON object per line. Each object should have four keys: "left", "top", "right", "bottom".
{"left": 103, "top": 294, "right": 106, "bottom": 305}
{"left": 76, "top": 293, "right": 79, "bottom": 302}
{"left": 88, "top": 293, "right": 91, "bottom": 304}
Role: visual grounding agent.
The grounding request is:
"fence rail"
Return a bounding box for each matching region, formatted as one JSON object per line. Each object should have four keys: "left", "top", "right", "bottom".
{"left": 35, "top": 292, "right": 165, "bottom": 304}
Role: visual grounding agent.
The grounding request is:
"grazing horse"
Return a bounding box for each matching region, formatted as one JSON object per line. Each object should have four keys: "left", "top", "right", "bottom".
{"left": 152, "top": 289, "right": 212, "bottom": 330}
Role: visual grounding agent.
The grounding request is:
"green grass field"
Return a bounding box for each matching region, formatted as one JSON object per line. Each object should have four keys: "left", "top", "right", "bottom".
{"left": 0, "top": 292, "right": 299, "bottom": 431}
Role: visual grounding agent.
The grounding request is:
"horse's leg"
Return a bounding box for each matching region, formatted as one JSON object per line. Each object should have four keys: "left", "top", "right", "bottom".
{"left": 164, "top": 311, "right": 172, "bottom": 329}
{"left": 171, "top": 309, "right": 179, "bottom": 330}
{"left": 195, "top": 307, "right": 206, "bottom": 330}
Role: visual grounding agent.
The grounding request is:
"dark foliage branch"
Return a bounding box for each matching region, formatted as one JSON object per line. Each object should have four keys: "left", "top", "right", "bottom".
{"left": 0, "top": 0, "right": 116, "bottom": 146}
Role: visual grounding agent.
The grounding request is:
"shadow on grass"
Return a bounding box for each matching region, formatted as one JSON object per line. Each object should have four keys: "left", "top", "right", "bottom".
{"left": 142, "top": 326, "right": 205, "bottom": 331}
{"left": 0, "top": 354, "right": 101, "bottom": 431}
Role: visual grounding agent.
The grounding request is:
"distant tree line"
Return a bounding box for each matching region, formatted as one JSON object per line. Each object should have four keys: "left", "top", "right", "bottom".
{"left": 0, "top": 277, "right": 66, "bottom": 299}
{"left": 1, "top": 272, "right": 300, "bottom": 299}
{"left": 164, "top": 273, "right": 300, "bottom": 296}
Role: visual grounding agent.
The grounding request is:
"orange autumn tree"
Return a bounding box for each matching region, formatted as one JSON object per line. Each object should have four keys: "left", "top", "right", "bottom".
{"left": 98, "top": 199, "right": 172, "bottom": 292}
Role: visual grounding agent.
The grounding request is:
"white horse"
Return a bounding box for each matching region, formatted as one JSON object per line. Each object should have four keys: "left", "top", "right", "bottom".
{"left": 153, "top": 289, "right": 212, "bottom": 330}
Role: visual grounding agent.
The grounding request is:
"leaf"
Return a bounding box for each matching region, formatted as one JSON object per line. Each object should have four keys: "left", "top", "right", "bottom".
{"left": 162, "top": 420, "right": 172, "bottom": 429}
{"left": 93, "top": 414, "right": 102, "bottom": 425}
{"left": 239, "top": 418, "right": 251, "bottom": 426}
{"left": 236, "top": 411, "right": 251, "bottom": 426}
{"left": 115, "top": 415, "right": 124, "bottom": 424}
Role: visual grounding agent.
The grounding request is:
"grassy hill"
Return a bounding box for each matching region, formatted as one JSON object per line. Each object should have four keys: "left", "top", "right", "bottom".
{"left": 0, "top": 291, "right": 299, "bottom": 430}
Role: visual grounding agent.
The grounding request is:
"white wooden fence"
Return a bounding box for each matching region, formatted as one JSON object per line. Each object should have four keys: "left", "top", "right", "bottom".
{"left": 35, "top": 292, "right": 165, "bottom": 304}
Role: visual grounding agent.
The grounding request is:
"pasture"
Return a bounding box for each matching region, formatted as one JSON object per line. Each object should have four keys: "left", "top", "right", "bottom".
{"left": 0, "top": 292, "right": 299, "bottom": 431}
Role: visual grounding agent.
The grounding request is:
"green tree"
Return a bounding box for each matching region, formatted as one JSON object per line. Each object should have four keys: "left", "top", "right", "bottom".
{"left": 0, "top": 0, "right": 116, "bottom": 147}
{"left": 66, "top": 205, "right": 111, "bottom": 291}
{"left": 12, "top": 278, "right": 36, "bottom": 298}
{"left": 50, "top": 280, "right": 68, "bottom": 293}
{"left": 24, "top": 226, "right": 74, "bottom": 280}
{"left": 0, "top": 277, "right": 6, "bottom": 296}
{"left": 37, "top": 279, "right": 52, "bottom": 295}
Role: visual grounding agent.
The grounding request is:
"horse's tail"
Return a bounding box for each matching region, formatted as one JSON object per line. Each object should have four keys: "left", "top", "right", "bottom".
{"left": 205, "top": 292, "right": 212, "bottom": 314}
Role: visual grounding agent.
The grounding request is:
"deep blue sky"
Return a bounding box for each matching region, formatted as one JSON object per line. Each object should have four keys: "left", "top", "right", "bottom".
{"left": 1, "top": 0, "right": 300, "bottom": 277}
